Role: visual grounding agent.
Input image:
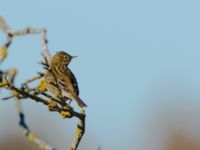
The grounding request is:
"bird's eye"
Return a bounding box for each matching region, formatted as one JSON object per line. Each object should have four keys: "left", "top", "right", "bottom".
{"left": 64, "top": 56, "right": 69, "bottom": 60}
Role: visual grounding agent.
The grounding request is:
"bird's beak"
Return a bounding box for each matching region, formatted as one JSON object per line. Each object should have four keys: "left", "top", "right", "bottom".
{"left": 71, "top": 56, "right": 78, "bottom": 59}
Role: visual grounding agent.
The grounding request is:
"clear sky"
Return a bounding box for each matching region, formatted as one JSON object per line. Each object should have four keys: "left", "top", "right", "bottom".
{"left": 1, "top": 0, "right": 200, "bottom": 150}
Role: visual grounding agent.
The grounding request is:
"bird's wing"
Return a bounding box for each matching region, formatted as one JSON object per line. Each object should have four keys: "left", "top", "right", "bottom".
{"left": 56, "top": 68, "right": 79, "bottom": 96}
{"left": 66, "top": 68, "right": 79, "bottom": 95}
{"left": 56, "top": 68, "right": 87, "bottom": 108}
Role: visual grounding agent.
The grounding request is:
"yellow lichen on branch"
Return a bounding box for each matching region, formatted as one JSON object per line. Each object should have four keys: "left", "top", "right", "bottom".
{"left": 70, "top": 109, "right": 86, "bottom": 150}
{"left": 36, "top": 80, "right": 47, "bottom": 92}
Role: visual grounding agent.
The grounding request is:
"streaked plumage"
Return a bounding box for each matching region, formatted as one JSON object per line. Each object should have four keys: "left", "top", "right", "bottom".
{"left": 44, "top": 51, "right": 87, "bottom": 108}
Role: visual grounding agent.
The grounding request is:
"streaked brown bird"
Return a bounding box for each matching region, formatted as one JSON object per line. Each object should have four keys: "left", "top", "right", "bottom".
{"left": 44, "top": 51, "right": 87, "bottom": 108}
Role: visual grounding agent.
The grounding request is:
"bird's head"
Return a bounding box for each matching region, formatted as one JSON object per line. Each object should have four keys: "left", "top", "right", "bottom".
{"left": 51, "top": 51, "right": 77, "bottom": 66}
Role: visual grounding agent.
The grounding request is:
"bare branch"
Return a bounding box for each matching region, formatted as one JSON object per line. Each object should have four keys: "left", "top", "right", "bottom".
{"left": 0, "top": 16, "right": 86, "bottom": 150}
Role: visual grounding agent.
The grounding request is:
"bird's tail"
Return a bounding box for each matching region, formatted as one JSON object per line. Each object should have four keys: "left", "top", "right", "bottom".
{"left": 73, "top": 95, "right": 87, "bottom": 108}
{"left": 62, "top": 90, "right": 87, "bottom": 108}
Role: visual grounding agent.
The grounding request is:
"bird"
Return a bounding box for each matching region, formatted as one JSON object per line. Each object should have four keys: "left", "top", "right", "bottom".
{"left": 44, "top": 51, "right": 87, "bottom": 108}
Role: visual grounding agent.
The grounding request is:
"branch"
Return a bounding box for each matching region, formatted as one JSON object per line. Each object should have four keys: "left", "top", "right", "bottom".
{"left": 15, "top": 97, "right": 55, "bottom": 150}
{"left": 1, "top": 70, "right": 55, "bottom": 150}
{"left": 70, "top": 109, "right": 86, "bottom": 150}
{"left": 0, "top": 16, "right": 51, "bottom": 64}
{"left": 0, "top": 16, "right": 86, "bottom": 150}
{"left": 1, "top": 79, "right": 86, "bottom": 149}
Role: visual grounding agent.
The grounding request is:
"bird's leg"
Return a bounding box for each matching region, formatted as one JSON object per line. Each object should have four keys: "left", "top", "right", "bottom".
{"left": 59, "top": 100, "right": 68, "bottom": 107}
{"left": 67, "top": 99, "right": 72, "bottom": 105}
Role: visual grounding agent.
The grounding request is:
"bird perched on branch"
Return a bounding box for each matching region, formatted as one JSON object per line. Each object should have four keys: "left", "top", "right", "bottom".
{"left": 44, "top": 51, "right": 87, "bottom": 108}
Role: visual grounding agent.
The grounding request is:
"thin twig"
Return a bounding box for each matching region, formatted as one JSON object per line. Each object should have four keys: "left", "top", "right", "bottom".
{"left": 15, "top": 97, "right": 55, "bottom": 150}
{"left": 0, "top": 16, "right": 51, "bottom": 63}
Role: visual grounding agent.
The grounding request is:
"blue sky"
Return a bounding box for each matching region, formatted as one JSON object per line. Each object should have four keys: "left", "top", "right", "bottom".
{"left": 1, "top": 0, "right": 200, "bottom": 150}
